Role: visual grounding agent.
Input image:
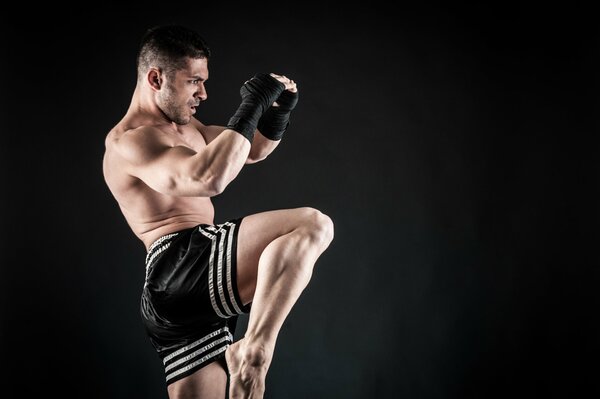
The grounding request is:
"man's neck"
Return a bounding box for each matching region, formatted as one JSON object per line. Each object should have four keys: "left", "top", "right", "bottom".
{"left": 127, "top": 84, "right": 172, "bottom": 127}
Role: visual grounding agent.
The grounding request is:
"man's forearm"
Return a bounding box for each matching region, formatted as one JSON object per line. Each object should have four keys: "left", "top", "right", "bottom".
{"left": 247, "top": 131, "right": 281, "bottom": 162}
{"left": 193, "top": 129, "right": 251, "bottom": 194}
{"left": 196, "top": 73, "right": 287, "bottom": 184}
{"left": 204, "top": 129, "right": 278, "bottom": 192}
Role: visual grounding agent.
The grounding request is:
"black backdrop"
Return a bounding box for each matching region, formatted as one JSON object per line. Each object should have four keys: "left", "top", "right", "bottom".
{"left": 2, "top": 5, "right": 598, "bottom": 399}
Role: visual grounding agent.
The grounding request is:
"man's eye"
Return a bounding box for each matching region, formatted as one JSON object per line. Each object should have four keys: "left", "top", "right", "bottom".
{"left": 191, "top": 80, "right": 199, "bottom": 84}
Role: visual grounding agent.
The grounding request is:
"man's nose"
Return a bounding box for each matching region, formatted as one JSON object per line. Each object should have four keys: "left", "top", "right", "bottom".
{"left": 196, "top": 85, "right": 208, "bottom": 101}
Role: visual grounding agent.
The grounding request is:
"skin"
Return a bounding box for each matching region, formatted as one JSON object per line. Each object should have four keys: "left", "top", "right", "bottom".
{"left": 102, "top": 56, "right": 334, "bottom": 398}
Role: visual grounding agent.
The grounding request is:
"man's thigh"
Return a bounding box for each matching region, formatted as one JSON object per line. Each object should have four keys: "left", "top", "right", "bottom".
{"left": 236, "top": 207, "right": 317, "bottom": 303}
{"left": 167, "top": 359, "right": 227, "bottom": 399}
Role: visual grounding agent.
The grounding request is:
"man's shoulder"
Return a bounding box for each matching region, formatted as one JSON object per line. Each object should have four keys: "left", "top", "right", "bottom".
{"left": 121, "top": 124, "right": 163, "bottom": 139}
{"left": 110, "top": 123, "right": 182, "bottom": 168}
{"left": 108, "top": 124, "right": 165, "bottom": 149}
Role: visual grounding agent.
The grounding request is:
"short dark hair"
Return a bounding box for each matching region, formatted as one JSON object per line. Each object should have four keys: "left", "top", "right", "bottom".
{"left": 137, "top": 25, "right": 211, "bottom": 80}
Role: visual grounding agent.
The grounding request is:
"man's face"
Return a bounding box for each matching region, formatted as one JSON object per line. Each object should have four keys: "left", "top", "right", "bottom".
{"left": 158, "top": 57, "right": 209, "bottom": 125}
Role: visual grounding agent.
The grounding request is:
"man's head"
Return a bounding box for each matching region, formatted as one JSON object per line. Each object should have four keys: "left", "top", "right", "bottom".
{"left": 137, "top": 25, "right": 211, "bottom": 124}
{"left": 137, "top": 25, "right": 210, "bottom": 81}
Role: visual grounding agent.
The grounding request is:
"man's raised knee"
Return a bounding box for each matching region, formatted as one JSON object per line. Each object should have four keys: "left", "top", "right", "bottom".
{"left": 299, "top": 207, "right": 334, "bottom": 247}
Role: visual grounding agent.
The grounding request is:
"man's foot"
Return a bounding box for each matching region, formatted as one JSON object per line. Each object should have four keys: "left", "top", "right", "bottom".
{"left": 225, "top": 338, "right": 273, "bottom": 399}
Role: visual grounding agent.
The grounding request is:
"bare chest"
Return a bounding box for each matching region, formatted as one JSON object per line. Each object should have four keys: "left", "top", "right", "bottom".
{"left": 173, "top": 126, "right": 208, "bottom": 152}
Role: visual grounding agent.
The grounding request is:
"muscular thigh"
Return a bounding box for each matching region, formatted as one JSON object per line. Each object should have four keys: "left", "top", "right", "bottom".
{"left": 236, "top": 207, "right": 315, "bottom": 302}
{"left": 167, "top": 359, "right": 227, "bottom": 399}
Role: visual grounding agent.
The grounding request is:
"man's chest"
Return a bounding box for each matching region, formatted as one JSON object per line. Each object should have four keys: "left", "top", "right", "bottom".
{"left": 174, "top": 126, "right": 208, "bottom": 152}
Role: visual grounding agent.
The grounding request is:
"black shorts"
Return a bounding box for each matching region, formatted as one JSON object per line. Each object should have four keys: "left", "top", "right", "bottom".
{"left": 140, "top": 218, "right": 250, "bottom": 385}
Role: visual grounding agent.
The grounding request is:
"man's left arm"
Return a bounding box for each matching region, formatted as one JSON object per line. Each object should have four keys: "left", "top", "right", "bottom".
{"left": 194, "top": 81, "right": 298, "bottom": 164}
{"left": 193, "top": 121, "right": 280, "bottom": 164}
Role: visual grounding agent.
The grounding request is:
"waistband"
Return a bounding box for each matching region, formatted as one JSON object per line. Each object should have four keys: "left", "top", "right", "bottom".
{"left": 145, "top": 232, "right": 181, "bottom": 267}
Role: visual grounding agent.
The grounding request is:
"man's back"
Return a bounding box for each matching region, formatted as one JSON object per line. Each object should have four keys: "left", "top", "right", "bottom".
{"left": 102, "top": 117, "right": 215, "bottom": 251}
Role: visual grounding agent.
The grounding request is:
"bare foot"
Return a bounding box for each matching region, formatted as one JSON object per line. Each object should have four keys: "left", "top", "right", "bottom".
{"left": 225, "top": 339, "right": 273, "bottom": 399}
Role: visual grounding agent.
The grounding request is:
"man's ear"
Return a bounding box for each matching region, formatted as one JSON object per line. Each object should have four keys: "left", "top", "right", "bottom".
{"left": 147, "top": 68, "right": 162, "bottom": 91}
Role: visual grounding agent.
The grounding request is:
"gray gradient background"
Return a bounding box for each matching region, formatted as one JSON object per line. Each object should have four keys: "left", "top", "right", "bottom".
{"left": 1, "top": 5, "right": 598, "bottom": 399}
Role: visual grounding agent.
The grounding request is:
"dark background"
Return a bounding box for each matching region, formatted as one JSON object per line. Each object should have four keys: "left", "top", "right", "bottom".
{"left": 2, "top": 5, "right": 598, "bottom": 398}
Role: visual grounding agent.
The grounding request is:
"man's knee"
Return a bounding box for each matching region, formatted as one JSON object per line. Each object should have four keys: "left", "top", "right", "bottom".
{"left": 298, "top": 207, "right": 334, "bottom": 247}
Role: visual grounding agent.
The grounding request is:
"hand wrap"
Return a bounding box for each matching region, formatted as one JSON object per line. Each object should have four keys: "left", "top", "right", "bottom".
{"left": 257, "top": 90, "right": 299, "bottom": 141}
{"left": 227, "top": 73, "right": 285, "bottom": 142}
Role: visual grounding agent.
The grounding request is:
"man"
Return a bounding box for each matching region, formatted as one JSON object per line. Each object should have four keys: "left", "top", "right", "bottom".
{"left": 102, "top": 25, "right": 334, "bottom": 399}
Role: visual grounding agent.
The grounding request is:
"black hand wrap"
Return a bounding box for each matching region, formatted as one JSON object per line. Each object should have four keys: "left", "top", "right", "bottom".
{"left": 257, "top": 90, "right": 299, "bottom": 141}
{"left": 227, "top": 73, "right": 286, "bottom": 142}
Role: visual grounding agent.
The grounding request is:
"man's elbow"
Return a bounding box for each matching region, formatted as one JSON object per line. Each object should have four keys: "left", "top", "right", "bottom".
{"left": 204, "top": 173, "right": 227, "bottom": 196}
{"left": 195, "top": 164, "right": 245, "bottom": 195}
{"left": 245, "top": 153, "right": 268, "bottom": 164}
{"left": 177, "top": 171, "right": 222, "bottom": 197}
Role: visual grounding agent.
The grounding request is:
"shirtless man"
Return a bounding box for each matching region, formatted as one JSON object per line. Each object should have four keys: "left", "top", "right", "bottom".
{"left": 102, "top": 25, "right": 334, "bottom": 398}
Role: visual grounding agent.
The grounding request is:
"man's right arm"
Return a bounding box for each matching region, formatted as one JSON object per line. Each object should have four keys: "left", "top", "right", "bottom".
{"left": 115, "top": 73, "right": 289, "bottom": 198}
{"left": 116, "top": 126, "right": 251, "bottom": 197}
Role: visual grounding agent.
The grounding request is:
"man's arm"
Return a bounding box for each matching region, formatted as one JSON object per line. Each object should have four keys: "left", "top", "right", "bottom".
{"left": 192, "top": 119, "right": 280, "bottom": 164}
{"left": 115, "top": 73, "right": 291, "bottom": 197}
{"left": 192, "top": 75, "right": 298, "bottom": 164}
{"left": 116, "top": 126, "right": 251, "bottom": 197}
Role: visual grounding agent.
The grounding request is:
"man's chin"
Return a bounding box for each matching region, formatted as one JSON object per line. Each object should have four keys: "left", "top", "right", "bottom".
{"left": 173, "top": 115, "right": 192, "bottom": 125}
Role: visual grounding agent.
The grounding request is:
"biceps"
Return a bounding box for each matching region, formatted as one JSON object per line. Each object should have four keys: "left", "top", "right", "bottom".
{"left": 200, "top": 124, "right": 227, "bottom": 145}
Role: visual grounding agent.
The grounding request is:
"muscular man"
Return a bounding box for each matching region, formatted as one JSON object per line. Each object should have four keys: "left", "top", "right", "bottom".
{"left": 102, "top": 25, "right": 334, "bottom": 398}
